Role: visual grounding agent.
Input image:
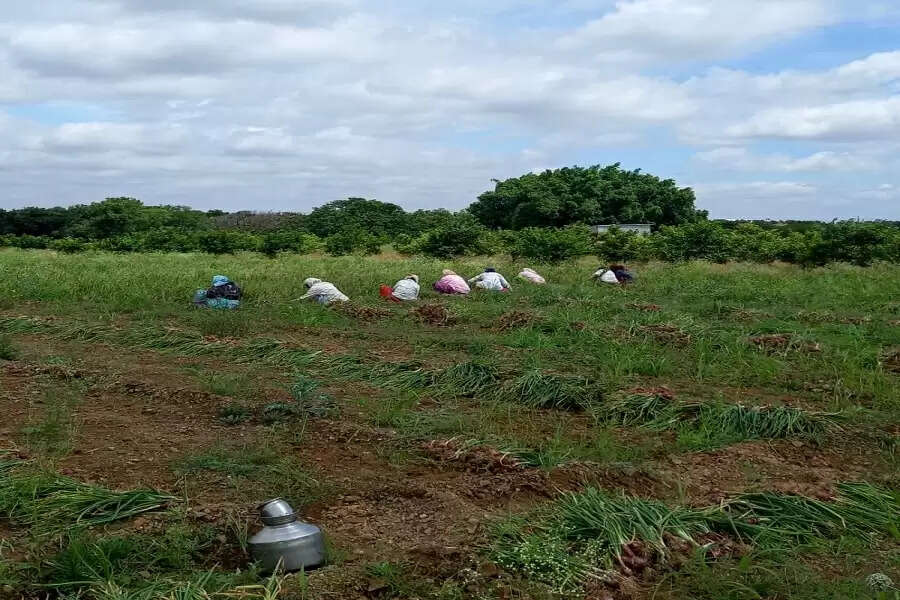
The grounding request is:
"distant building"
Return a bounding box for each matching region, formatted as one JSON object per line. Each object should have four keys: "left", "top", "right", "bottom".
{"left": 592, "top": 223, "right": 653, "bottom": 235}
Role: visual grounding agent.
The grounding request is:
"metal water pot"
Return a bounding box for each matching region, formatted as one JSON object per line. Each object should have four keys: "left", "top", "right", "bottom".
{"left": 248, "top": 499, "right": 325, "bottom": 572}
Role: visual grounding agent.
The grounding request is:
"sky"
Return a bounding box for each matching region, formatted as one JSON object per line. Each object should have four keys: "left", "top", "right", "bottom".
{"left": 1, "top": 0, "right": 899, "bottom": 219}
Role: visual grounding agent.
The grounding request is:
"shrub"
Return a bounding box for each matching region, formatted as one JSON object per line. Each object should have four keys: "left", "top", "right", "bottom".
{"left": 418, "top": 213, "right": 487, "bottom": 258}
{"left": 324, "top": 228, "right": 381, "bottom": 256}
{"left": 509, "top": 226, "right": 593, "bottom": 263}
{"left": 49, "top": 238, "right": 87, "bottom": 254}
{"left": 259, "top": 231, "right": 322, "bottom": 257}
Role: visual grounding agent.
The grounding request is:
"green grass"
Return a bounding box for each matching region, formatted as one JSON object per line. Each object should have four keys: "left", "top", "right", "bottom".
{"left": 0, "top": 462, "right": 174, "bottom": 533}
{"left": 653, "top": 551, "right": 900, "bottom": 600}
{"left": 491, "top": 370, "right": 602, "bottom": 411}
{"left": 492, "top": 483, "right": 900, "bottom": 593}
{"left": 0, "top": 334, "right": 18, "bottom": 360}
{"left": 21, "top": 385, "right": 83, "bottom": 457}
{"left": 1, "top": 251, "right": 899, "bottom": 598}
{"left": 596, "top": 392, "right": 841, "bottom": 450}
{"left": 173, "top": 445, "right": 328, "bottom": 508}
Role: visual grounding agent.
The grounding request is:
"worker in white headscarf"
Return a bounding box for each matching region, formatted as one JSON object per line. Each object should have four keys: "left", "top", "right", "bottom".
{"left": 299, "top": 278, "right": 349, "bottom": 305}
{"left": 390, "top": 274, "right": 420, "bottom": 301}
{"left": 468, "top": 267, "right": 511, "bottom": 292}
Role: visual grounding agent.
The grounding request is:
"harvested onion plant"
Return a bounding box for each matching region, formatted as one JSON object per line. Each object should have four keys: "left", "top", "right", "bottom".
{"left": 597, "top": 393, "right": 840, "bottom": 446}
{"left": 0, "top": 461, "right": 174, "bottom": 532}
{"left": 492, "top": 483, "right": 900, "bottom": 593}
{"left": 491, "top": 370, "right": 601, "bottom": 411}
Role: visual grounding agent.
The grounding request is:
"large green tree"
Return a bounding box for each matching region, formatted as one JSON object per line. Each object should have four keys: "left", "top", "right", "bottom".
{"left": 305, "top": 198, "right": 408, "bottom": 238}
{"left": 468, "top": 164, "right": 706, "bottom": 230}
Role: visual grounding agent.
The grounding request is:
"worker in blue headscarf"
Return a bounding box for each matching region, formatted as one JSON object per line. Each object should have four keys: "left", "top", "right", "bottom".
{"left": 193, "top": 275, "right": 242, "bottom": 309}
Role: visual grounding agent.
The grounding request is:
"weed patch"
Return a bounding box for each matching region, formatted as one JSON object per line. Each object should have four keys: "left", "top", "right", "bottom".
{"left": 217, "top": 402, "right": 252, "bottom": 426}
{"left": 174, "top": 446, "right": 327, "bottom": 508}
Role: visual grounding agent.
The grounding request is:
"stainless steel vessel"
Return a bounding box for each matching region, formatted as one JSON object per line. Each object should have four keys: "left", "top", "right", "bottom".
{"left": 248, "top": 499, "right": 325, "bottom": 572}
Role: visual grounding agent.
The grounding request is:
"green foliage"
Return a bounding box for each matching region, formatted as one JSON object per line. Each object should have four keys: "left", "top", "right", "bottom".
{"left": 306, "top": 197, "right": 407, "bottom": 238}
{"left": 49, "top": 237, "right": 88, "bottom": 254}
{"left": 417, "top": 212, "right": 487, "bottom": 258}
{"left": 324, "top": 227, "right": 381, "bottom": 256}
{"left": 469, "top": 164, "right": 706, "bottom": 229}
{"left": 509, "top": 226, "right": 593, "bottom": 263}
{"left": 259, "top": 231, "right": 322, "bottom": 258}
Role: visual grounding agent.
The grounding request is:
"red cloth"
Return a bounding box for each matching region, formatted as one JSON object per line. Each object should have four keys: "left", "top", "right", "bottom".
{"left": 379, "top": 285, "right": 402, "bottom": 302}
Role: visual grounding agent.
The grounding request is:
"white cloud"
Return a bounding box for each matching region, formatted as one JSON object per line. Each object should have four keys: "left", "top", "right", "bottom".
{"left": 696, "top": 147, "right": 878, "bottom": 172}
{"left": 0, "top": 0, "right": 898, "bottom": 217}
{"left": 559, "top": 0, "right": 835, "bottom": 63}
{"left": 725, "top": 97, "right": 900, "bottom": 140}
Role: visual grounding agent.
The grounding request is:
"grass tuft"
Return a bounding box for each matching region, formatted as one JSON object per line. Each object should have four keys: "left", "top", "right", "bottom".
{"left": 597, "top": 393, "right": 839, "bottom": 448}
{"left": 492, "top": 370, "right": 601, "bottom": 411}
{"left": 0, "top": 464, "right": 174, "bottom": 532}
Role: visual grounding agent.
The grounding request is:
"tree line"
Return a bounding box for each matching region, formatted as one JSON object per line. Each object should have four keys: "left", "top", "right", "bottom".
{"left": 1, "top": 165, "right": 898, "bottom": 266}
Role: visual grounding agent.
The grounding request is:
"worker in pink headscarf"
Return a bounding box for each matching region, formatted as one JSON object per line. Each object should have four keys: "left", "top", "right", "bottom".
{"left": 433, "top": 269, "right": 470, "bottom": 295}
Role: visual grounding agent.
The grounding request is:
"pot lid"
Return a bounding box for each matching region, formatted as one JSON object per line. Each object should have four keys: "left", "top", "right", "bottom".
{"left": 258, "top": 498, "right": 297, "bottom": 526}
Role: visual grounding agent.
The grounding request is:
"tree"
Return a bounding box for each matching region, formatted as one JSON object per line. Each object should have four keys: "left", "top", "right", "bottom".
{"left": 305, "top": 198, "right": 408, "bottom": 238}
{"left": 468, "top": 164, "right": 706, "bottom": 230}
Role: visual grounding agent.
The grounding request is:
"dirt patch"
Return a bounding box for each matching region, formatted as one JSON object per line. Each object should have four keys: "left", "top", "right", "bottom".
{"left": 654, "top": 438, "right": 888, "bottom": 505}
{"left": 637, "top": 324, "right": 692, "bottom": 346}
{"left": 411, "top": 304, "right": 456, "bottom": 327}
{"left": 623, "top": 386, "right": 675, "bottom": 401}
{"left": 495, "top": 310, "right": 541, "bottom": 332}
{"left": 626, "top": 303, "right": 662, "bottom": 313}
{"left": 334, "top": 303, "right": 393, "bottom": 323}
{"left": 749, "top": 334, "right": 821, "bottom": 354}
{"left": 422, "top": 439, "right": 526, "bottom": 474}
{"left": 797, "top": 311, "right": 871, "bottom": 325}
{"left": 880, "top": 347, "right": 900, "bottom": 373}
{"left": 729, "top": 308, "right": 773, "bottom": 322}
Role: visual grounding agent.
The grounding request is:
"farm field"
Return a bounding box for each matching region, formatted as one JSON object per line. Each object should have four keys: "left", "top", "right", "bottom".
{"left": 0, "top": 248, "right": 898, "bottom": 599}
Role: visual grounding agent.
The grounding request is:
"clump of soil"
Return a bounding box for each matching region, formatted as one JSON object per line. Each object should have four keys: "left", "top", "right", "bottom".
{"left": 637, "top": 324, "right": 692, "bottom": 346}
{"left": 797, "top": 311, "right": 870, "bottom": 325}
{"left": 730, "top": 308, "right": 773, "bottom": 322}
{"left": 411, "top": 304, "right": 456, "bottom": 327}
{"left": 881, "top": 348, "right": 900, "bottom": 373}
{"left": 626, "top": 303, "right": 662, "bottom": 312}
{"left": 624, "top": 386, "right": 675, "bottom": 400}
{"left": 495, "top": 310, "right": 541, "bottom": 332}
{"left": 749, "top": 334, "right": 821, "bottom": 354}
{"left": 422, "top": 439, "right": 525, "bottom": 474}
{"left": 334, "top": 303, "right": 393, "bottom": 323}
{"left": 569, "top": 321, "right": 587, "bottom": 332}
